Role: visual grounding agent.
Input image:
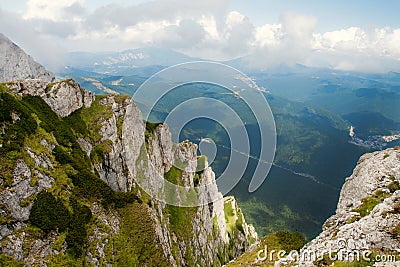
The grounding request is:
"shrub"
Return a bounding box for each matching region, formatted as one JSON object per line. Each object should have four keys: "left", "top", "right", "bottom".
{"left": 275, "top": 231, "right": 307, "bottom": 252}
{"left": 53, "top": 146, "right": 73, "bottom": 165}
{"left": 65, "top": 198, "right": 92, "bottom": 258}
{"left": 0, "top": 93, "right": 38, "bottom": 153}
{"left": 29, "top": 191, "right": 71, "bottom": 233}
{"left": 164, "top": 166, "right": 184, "bottom": 186}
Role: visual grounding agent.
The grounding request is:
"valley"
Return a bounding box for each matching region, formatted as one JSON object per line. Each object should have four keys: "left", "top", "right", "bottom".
{"left": 59, "top": 55, "right": 400, "bottom": 239}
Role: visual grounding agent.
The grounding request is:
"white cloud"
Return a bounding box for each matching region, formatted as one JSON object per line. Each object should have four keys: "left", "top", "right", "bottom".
{"left": 23, "top": 0, "right": 86, "bottom": 22}
{"left": 245, "top": 12, "right": 318, "bottom": 69}
{"left": 2, "top": 0, "right": 400, "bottom": 72}
{"left": 310, "top": 27, "right": 400, "bottom": 72}
{"left": 253, "top": 23, "right": 282, "bottom": 47}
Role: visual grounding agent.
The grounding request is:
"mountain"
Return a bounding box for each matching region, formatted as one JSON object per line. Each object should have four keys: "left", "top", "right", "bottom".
{"left": 0, "top": 35, "right": 257, "bottom": 266}
{"left": 63, "top": 47, "right": 199, "bottom": 75}
{"left": 250, "top": 68, "right": 400, "bottom": 137}
{"left": 297, "top": 147, "right": 400, "bottom": 266}
{"left": 227, "top": 147, "right": 400, "bottom": 266}
{"left": 0, "top": 33, "right": 54, "bottom": 82}
{"left": 0, "top": 79, "right": 257, "bottom": 266}
{"left": 58, "top": 63, "right": 376, "bottom": 239}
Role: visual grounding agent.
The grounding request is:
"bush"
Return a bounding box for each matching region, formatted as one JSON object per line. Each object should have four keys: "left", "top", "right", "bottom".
{"left": 29, "top": 191, "right": 71, "bottom": 233}
{"left": 275, "top": 231, "right": 307, "bottom": 252}
{"left": 69, "top": 170, "right": 138, "bottom": 208}
{"left": 0, "top": 93, "right": 38, "bottom": 153}
{"left": 53, "top": 146, "right": 73, "bottom": 165}
{"left": 65, "top": 198, "right": 92, "bottom": 258}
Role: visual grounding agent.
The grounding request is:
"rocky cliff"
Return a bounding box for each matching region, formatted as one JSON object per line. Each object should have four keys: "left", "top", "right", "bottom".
{"left": 226, "top": 148, "right": 400, "bottom": 266}
{"left": 0, "top": 77, "right": 257, "bottom": 266}
{"left": 294, "top": 147, "right": 400, "bottom": 267}
{"left": 0, "top": 34, "right": 54, "bottom": 82}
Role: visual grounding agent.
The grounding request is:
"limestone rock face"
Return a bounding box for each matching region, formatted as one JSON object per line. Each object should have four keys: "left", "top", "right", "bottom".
{"left": 6, "top": 79, "right": 94, "bottom": 117}
{"left": 285, "top": 148, "right": 400, "bottom": 267}
{"left": 89, "top": 93, "right": 258, "bottom": 265}
{"left": 0, "top": 34, "right": 258, "bottom": 265}
{"left": 0, "top": 34, "right": 54, "bottom": 82}
{"left": 0, "top": 79, "right": 257, "bottom": 266}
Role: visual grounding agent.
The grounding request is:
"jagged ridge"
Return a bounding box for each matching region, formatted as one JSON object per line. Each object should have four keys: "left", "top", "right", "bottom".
{"left": 0, "top": 78, "right": 257, "bottom": 266}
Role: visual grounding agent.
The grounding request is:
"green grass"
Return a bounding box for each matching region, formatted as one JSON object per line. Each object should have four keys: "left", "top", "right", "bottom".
{"left": 164, "top": 165, "right": 184, "bottom": 186}
{"left": 196, "top": 155, "right": 207, "bottom": 172}
{"left": 352, "top": 190, "right": 389, "bottom": 218}
{"left": 80, "top": 95, "right": 113, "bottom": 144}
{"left": 90, "top": 139, "right": 113, "bottom": 163}
{"left": 0, "top": 83, "right": 10, "bottom": 93}
{"left": 224, "top": 198, "right": 248, "bottom": 236}
{"left": 165, "top": 204, "right": 197, "bottom": 240}
{"left": 105, "top": 203, "right": 169, "bottom": 266}
{"left": 225, "top": 231, "right": 306, "bottom": 267}
{"left": 0, "top": 254, "right": 24, "bottom": 267}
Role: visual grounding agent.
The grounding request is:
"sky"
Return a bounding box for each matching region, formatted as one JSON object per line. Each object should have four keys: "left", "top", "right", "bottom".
{"left": 1, "top": 0, "right": 400, "bottom": 72}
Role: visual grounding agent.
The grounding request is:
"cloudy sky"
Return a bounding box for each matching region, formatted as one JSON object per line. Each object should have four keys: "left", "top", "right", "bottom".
{"left": 1, "top": 0, "right": 400, "bottom": 72}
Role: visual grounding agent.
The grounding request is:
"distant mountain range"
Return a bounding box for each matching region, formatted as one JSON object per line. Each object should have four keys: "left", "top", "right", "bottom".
{"left": 63, "top": 47, "right": 200, "bottom": 75}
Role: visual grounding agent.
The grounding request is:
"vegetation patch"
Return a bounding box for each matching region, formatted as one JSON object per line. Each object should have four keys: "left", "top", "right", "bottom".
{"left": 0, "top": 254, "right": 24, "bottom": 267}
{"left": 388, "top": 175, "right": 400, "bottom": 193}
{"left": 144, "top": 121, "right": 162, "bottom": 144}
{"left": 80, "top": 95, "right": 113, "bottom": 144}
{"left": 225, "top": 231, "right": 306, "bottom": 266}
{"left": 0, "top": 83, "right": 10, "bottom": 93}
{"left": 114, "top": 94, "right": 130, "bottom": 104}
{"left": 0, "top": 93, "right": 38, "bottom": 153}
{"left": 90, "top": 139, "right": 113, "bottom": 163}
{"left": 196, "top": 155, "right": 207, "bottom": 173}
{"left": 105, "top": 203, "right": 169, "bottom": 266}
{"left": 164, "top": 165, "right": 184, "bottom": 186}
{"left": 165, "top": 204, "right": 196, "bottom": 239}
{"left": 352, "top": 190, "right": 389, "bottom": 218}
{"left": 29, "top": 191, "right": 71, "bottom": 234}
{"left": 224, "top": 198, "right": 247, "bottom": 235}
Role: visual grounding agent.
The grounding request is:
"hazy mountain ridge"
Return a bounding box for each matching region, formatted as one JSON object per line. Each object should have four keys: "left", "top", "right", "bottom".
{"left": 0, "top": 33, "right": 54, "bottom": 83}
{"left": 63, "top": 47, "right": 199, "bottom": 75}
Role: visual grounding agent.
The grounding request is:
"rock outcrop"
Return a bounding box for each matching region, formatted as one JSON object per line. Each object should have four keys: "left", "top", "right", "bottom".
{"left": 287, "top": 148, "right": 400, "bottom": 267}
{"left": 226, "top": 148, "right": 400, "bottom": 267}
{"left": 0, "top": 79, "right": 257, "bottom": 266}
{"left": 6, "top": 79, "right": 94, "bottom": 117}
{"left": 0, "top": 34, "right": 54, "bottom": 82}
